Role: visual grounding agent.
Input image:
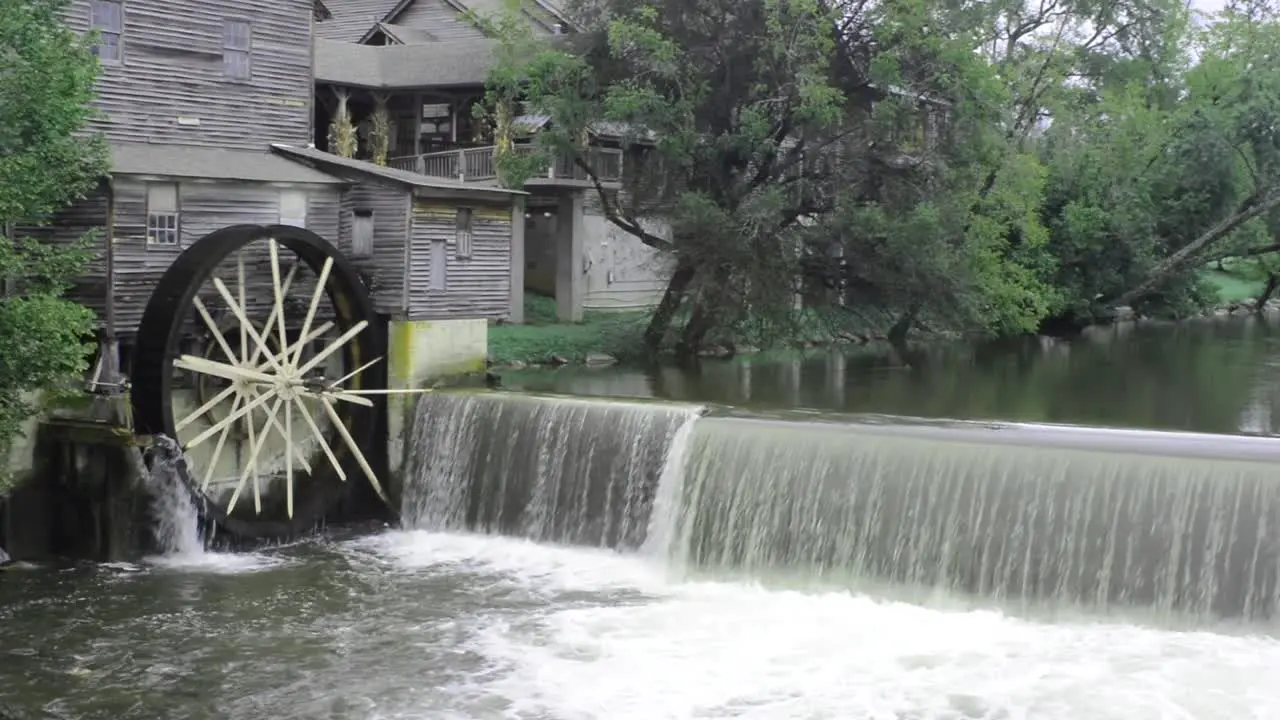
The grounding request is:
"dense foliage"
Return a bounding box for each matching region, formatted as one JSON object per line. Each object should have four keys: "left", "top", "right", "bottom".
{"left": 482, "top": 0, "right": 1280, "bottom": 355}
{"left": 0, "top": 0, "right": 108, "bottom": 490}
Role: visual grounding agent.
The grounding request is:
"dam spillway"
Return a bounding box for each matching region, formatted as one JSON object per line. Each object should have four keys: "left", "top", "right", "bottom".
{"left": 401, "top": 391, "right": 1280, "bottom": 623}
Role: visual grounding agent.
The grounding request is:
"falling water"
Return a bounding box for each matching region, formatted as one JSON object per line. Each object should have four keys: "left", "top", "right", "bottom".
{"left": 401, "top": 391, "right": 703, "bottom": 549}
{"left": 399, "top": 392, "right": 1280, "bottom": 621}
{"left": 143, "top": 436, "right": 205, "bottom": 556}
{"left": 662, "top": 416, "right": 1280, "bottom": 620}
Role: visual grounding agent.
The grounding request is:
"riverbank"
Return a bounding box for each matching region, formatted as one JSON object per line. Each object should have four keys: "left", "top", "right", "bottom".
{"left": 490, "top": 270, "right": 1272, "bottom": 370}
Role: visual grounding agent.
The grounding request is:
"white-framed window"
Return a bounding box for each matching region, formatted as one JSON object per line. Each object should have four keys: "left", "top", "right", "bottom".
{"left": 89, "top": 0, "right": 124, "bottom": 63}
{"left": 455, "top": 207, "right": 473, "bottom": 259}
{"left": 279, "top": 189, "right": 307, "bottom": 228}
{"left": 222, "top": 20, "right": 251, "bottom": 80}
{"left": 429, "top": 239, "right": 446, "bottom": 291}
{"left": 146, "top": 183, "right": 179, "bottom": 246}
{"left": 351, "top": 209, "right": 374, "bottom": 257}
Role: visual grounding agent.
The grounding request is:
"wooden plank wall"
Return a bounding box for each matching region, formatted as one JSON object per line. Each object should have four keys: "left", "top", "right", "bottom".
{"left": 407, "top": 201, "right": 511, "bottom": 320}
{"left": 65, "top": 0, "right": 313, "bottom": 150}
{"left": 336, "top": 180, "right": 411, "bottom": 316}
{"left": 110, "top": 179, "right": 343, "bottom": 336}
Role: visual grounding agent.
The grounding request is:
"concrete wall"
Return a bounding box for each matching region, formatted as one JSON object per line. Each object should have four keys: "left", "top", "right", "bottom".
{"left": 385, "top": 318, "right": 488, "bottom": 478}
{"left": 524, "top": 203, "right": 671, "bottom": 312}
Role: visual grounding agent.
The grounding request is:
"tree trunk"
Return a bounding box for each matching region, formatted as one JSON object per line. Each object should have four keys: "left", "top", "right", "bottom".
{"left": 1256, "top": 272, "right": 1279, "bottom": 313}
{"left": 644, "top": 260, "right": 696, "bottom": 354}
{"left": 676, "top": 299, "right": 712, "bottom": 360}
{"left": 1109, "top": 191, "right": 1280, "bottom": 308}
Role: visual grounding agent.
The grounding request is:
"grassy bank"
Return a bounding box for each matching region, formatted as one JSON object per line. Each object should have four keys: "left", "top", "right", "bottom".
{"left": 488, "top": 294, "right": 648, "bottom": 365}
{"left": 1200, "top": 265, "right": 1268, "bottom": 305}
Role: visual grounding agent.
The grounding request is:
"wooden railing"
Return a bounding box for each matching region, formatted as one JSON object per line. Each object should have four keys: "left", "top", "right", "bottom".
{"left": 389, "top": 145, "right": 623, "bottom": 184}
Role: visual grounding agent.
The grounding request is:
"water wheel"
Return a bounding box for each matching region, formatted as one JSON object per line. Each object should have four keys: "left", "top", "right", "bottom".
{"left": 130, "top": 224, "right": 415, "bottom": 539}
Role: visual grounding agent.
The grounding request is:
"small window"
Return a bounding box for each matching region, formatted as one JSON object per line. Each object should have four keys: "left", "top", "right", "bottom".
{"left": 89, "top": 0, "right": 124, "bottom": 63}
{"left": 351, "top": 209, "right": 374, "bottom": 257}
{"left": 279, "top": 189, "right": 307, "bottom": 228}
{"left": 429, "top": 239, "right": 447, "bottom": 291}
{"left": 455, "top": 208, "right": 473, "bottom": 259}
{"left": 222, "top": 20, "right": 251, "bottom": 80}
{"left": 146, "top": 183, "right": 179, "bottom": 246}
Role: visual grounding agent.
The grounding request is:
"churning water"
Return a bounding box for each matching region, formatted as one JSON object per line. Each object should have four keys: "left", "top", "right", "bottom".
{"left": 4, "top": 390, "right": 1280, "bottom": 718}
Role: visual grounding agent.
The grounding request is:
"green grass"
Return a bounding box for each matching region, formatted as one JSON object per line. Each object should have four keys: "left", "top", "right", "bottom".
{"left": 1200, "top": 265, "right": 1268, "bottom": 305}
{"left": 488, "top": 293, "right": 648, "bottom": 365}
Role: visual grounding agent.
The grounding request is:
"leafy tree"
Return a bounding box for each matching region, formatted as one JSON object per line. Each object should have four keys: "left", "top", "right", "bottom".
{"left": 0, "top": 0, "right": 109, "bottom": 491}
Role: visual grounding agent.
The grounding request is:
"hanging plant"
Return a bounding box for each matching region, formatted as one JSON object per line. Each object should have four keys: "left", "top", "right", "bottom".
{"left": 370, "top": 93, "right": 391, "bottom": 166}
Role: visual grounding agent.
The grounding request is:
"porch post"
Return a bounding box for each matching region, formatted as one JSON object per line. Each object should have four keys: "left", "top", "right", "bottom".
{"left": 555, "top": 190, "right": 585, "bottom": 322}
{"left": 509, "top": 195, "right": 526, "bottom": 324}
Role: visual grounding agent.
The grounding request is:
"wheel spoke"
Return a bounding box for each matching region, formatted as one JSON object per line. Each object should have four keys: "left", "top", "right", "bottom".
{"left": 237, "top": 252, "right": 248, "bottom": 366}
{"left": 211, "top": 277, "right": 287, "bottom": 375}
{"left": 245, "top": 388, "right": 261, "bottom": 514}
{"left": 293, "top": 395, "right": 347, "bottom": 482}
{"left": 246, "top": 262, "right": 299, "bottom": 368}
{"left": 296, "top": 320, "right": 370, "bottom": 378}
{"left": 201, "top": 392, "right": 243, "bottom": 492}
{"left": 268, "top": 240, "right": 292, "bottom": 373}
{"left": 227, "top": 395, "right": 284, "bottom": 516}
{"left": 256, "top": 321, "right": 333, "bottom": 373}
{"left": 176, "top": 383, "right": 238, "bottom": 433}
{"left": 192, "top": 296, "right": 238, "bottom": 365}
{"left": 319, "top": 395, "right": 387, "bottom": 503}
{"left": 322, "top": 390, "right": 375, "bottom": 408}
{"left": 284, "top": 392, "right": 294, "bottom": 518}
{"left": 327, "top": 355, "right": 383, "bottom": 390}
{"left": 175, "top": 354, "right": 275, "bottom": 386}
{"left": 294, "top": 257, "right": 333, "bottom": 367}
{"left": 186, "top": 388, "right": 277, "bottom": 450}
{"left": 258, "top": 400, "right": 313, "bottom": 474}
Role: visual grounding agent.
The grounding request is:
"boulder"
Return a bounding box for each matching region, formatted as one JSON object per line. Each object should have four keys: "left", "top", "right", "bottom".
{"left": 584, "top": 352, "right": 618, "bottom": 367}
{"left": 0, "top": 545, "right": 10, "bottom": 566}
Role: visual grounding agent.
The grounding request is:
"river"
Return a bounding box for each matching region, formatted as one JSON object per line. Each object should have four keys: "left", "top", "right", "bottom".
{"left": 2, "top": 315, "right": 1280, "bottom": 719}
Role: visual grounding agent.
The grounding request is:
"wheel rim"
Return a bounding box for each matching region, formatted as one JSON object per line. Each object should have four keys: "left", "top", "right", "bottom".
{"left": 131, "top": 224, "right": 388, "bottom": 539}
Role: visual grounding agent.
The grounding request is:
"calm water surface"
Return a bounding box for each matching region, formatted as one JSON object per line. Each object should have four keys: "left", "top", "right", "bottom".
{"left": 2, "top": 316, "right": 1280, "bottom": 719}
{"left": 503, "top": 315, "right": 1280, "bottom": 435}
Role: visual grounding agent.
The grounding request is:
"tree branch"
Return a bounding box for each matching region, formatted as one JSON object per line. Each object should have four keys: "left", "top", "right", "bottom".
{"left": 1109, "top": 190, "right": 1280, "bottom": 307}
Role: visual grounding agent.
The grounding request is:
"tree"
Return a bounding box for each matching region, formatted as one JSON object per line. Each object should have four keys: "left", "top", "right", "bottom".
{"left": 0, "top": 0, "right": 109, "bottom": 491}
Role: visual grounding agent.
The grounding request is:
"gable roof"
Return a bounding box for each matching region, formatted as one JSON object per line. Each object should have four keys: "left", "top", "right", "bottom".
{"left": 269, "top": 145, "right": 527, "bottom": 198}
{"left": 314, "top": 38, "right": 499, "bottom": 88}
{"left": 313, "top": 0, "right": 401, "bottom": 42}
{"left": 110, "top": 143, "right": 346, "bottom": 185}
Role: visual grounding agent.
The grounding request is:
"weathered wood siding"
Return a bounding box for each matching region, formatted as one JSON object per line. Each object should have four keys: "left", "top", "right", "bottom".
{"left": 391, "top": 0, "right": 485, "bottom": 39}
{"left": 66, "top": 0, "right": 313, "bottom": 150}
{"left": 13, "top": 188, "right": 111, "bottom": 318}
{"left": 407, "top": 201, "right": 510, "bottom": 320}
{"left": 314, "top": 0, "right": 396, "bottom": 41}
{"left": 110, "top": 179, "right": 343, "bottom": 335}
{"left": 336, "top": 180, "right": 410, "bottom": 315}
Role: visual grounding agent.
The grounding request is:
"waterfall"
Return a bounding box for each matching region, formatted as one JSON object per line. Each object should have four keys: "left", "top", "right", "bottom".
{"left": 144, "top": 436, "right": 205, "bottom": 556}
{"left": 401, "top": 391, "right": 704, "bottom": 549}
{"left": 399, "top": 391, "right": 1280, "bottom": 621}
{"left": 660, "top": 416, "right": 1280, "bottom": 620}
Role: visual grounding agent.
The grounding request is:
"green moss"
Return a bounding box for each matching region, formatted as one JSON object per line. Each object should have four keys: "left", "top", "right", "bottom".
{"left": 490, "top": 306, "right": 648, "bottom": 365}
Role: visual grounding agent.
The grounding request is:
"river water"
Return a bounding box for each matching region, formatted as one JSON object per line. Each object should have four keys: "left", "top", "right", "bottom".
{"left": 3, "top": 316, "right": 1280, "bottom": 719}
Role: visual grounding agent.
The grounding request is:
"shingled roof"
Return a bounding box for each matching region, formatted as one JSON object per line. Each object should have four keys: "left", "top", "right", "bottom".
{"left": 269, "top": 145, "right": 526, "bottom": 198}
{"left": 313, "top": 0, "right": 400, "bottom": 42}
{"left": 314, "top": 38, "right": 499, "bottom": 88}
{"left": 110, "top": 143, "right": 346, "bottom": 185}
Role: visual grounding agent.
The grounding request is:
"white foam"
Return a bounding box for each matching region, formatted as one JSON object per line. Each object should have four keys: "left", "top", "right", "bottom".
{"left": 364, "top": 530, "right": 1280, "bottom": 720}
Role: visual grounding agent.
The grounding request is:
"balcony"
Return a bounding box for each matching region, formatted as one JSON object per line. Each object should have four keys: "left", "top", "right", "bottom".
{"left": 388, "top": 145, "right": 623, "bottom": 186}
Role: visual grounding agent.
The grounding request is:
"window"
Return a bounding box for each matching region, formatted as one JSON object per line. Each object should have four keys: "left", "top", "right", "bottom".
{"left": 351, "top": 209, "right": 374, "bottom": 257}
{"left": 455, "top": 208, "right": 473, "bottom": 259}
{"left": 89, "top": 0, "right": 124, "bottom": 63}
{"left": 279, "top": 189, "right": 307, "bottom": 228}
{"left": 146, "top": 183, "right": 179, "bottom": 246}
{"left": 222, "top": 20, "right": 251, "bottom": 80}
{"left": 429, "top": 239, "right": 447, "bottom": 291}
